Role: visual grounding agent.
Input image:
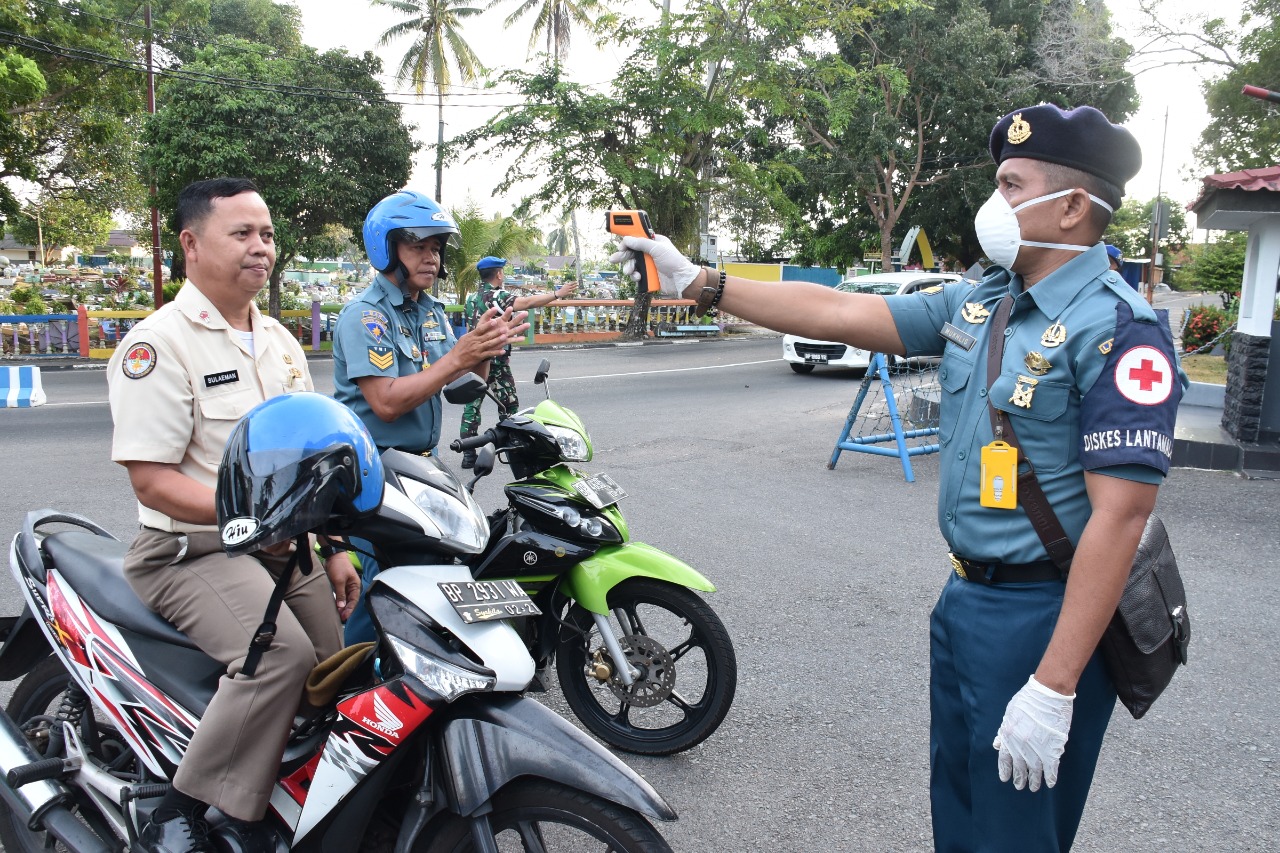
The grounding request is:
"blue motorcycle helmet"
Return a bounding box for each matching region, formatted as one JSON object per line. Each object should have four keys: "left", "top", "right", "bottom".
{"left": 217, "top": 393, "right": 384, "bottom": 556}
{"left": 362, "top": 189, "right": 461, "bottom": 281}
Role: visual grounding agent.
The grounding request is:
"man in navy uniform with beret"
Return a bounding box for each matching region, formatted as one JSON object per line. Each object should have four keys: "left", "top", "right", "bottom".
{"left": 611, "top": 104, "right": 1185, "bottom": 851}
{"left": 458, "top": 256, "right": 575, "bottom": 468}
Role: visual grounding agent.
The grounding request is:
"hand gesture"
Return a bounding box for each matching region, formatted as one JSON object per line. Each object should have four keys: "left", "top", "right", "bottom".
{"left": 454, "top": 306, "right": 529, "bottom": 367}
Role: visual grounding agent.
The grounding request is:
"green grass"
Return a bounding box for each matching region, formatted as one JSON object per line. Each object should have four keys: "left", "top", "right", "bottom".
{"left": 1181, "top": 354, "right": 1227, "bottom": 384}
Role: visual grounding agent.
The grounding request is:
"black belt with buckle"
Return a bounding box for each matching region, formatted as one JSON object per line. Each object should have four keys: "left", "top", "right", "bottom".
{"left": 948, "top": 553, "right": 1064, "bottom": 585}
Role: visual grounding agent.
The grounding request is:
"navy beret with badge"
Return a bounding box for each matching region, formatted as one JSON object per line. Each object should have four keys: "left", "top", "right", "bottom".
{"left": 989, "top": 104, "right": 1142, "bottom": 207}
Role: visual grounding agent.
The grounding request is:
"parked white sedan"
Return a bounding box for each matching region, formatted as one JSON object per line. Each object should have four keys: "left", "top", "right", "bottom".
{"left": 782, "top": 272, "right": 963, "bottom": 374}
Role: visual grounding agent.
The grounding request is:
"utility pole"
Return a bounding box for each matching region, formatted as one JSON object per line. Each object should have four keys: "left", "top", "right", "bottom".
{"left": 146, "top": 3, "right": 164, "bottom": 307}
{"left": 1148, "top": 106, "right": 1168, "bottom": 305}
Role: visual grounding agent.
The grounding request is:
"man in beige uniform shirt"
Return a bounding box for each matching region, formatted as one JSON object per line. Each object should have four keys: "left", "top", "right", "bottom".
{"left": 107, "top": 177, "right": 360, "bottom": 853}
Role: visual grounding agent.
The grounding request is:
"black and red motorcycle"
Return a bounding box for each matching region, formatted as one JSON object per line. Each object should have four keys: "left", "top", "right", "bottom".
{"left": 0, "top": 414, "right": 676, "bottom": 852}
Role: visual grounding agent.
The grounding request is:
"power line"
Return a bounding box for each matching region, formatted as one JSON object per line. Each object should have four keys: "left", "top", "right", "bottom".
{"left": 0, "top": 31, "right": 532, "bottom": 108}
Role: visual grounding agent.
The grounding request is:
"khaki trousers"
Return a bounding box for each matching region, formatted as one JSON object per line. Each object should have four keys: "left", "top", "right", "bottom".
{"left": 124, "top": 528, "right": 343, "bottom": 821}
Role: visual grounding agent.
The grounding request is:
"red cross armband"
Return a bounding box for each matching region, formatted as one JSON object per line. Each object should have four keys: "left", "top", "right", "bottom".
{"left": 1078, "top": 301, "right": 1184, "bottom": 475}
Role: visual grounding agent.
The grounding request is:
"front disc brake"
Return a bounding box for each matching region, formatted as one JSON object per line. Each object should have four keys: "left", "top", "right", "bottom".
{"left": 603, "top": 634, "right": 675, "bottom": 707}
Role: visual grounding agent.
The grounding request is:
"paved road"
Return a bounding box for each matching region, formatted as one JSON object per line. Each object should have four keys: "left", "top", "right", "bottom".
{"left": 1, "top": 336, "right": 1276, "bottom": 851}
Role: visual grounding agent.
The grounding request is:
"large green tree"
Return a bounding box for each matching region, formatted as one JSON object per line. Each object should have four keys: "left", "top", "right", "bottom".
{"left": 1174, "top": 232, "right": 1248, "bottom": 307}
{"left": 0, "top": 0, "right": 202, "bottom": 216}
{"left": 1196, "top": 0, "right": 1280, "bottom": 172}
{"left": 1103, "top": 194, "right": 1190, "bottom": 282}
{"left": 758, "top": 0, "right": 1138, "bottom": 270}
{"left": 143, "top": 40, "right": 417, "bottom": 313}
{"left": 449, "top": 201, "right": 544, "bottom": 300}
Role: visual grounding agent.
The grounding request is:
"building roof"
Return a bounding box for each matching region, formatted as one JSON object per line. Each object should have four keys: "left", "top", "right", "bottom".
{"left": 1189, "top": 165, "right": 1280, "bottom": 230}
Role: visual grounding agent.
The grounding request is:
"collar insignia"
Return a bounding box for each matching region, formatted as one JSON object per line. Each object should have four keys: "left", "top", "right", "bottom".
{"left": 961, "top": 302, "right": 990, "bottom": 324}
{"left": 1041, "top": 322, "right": 1067, "bottom": 348}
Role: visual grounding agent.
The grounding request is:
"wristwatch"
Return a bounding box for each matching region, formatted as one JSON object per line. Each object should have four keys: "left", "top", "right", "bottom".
{"left": 694, "top": 269, "right": 727, "bottom": 317}
{"left": 316, "top": 539, "right": 341, "bottom": 559}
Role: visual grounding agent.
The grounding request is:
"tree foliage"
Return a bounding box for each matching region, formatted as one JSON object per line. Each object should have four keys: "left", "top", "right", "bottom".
{"left": 449, "top": 200, "right": 544, "bottom": 301}
{"left": 143, "top": 40, "right": 417, "bottom": 312}
{"left": 757, "top": 0, "right": 1137, "bottom": 270}
{"left": 1103, "top": 194, "right": 1190, "bottom": 282}
{"left": 1174, "top": 231, "right": 1248, "bottom": 307}
{"left": 0, "top": 0, "right": 203, "bottom": 215}
{"left": 10, "top": 192, "right": 114, "bottom": 264}
{"left": 1169, "top": 0, "right": 1280, "bottom": 173}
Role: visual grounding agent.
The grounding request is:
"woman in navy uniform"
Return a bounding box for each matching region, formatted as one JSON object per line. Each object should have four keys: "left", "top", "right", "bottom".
{"left": 613, "top": 104, "right": 1184, "bottom": 852}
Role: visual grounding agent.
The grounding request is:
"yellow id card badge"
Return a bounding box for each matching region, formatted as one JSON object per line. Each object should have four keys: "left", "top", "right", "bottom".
{"left": 980, "top": 441, "right": 1018, "bottom": 509}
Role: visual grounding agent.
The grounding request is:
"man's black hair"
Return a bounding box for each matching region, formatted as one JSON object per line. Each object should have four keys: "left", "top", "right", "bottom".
{"left": 174, "top": 177, "right": 260, "bottom": 234}
{"left": 479, "top": 267, "right": 501, "bottom": 284}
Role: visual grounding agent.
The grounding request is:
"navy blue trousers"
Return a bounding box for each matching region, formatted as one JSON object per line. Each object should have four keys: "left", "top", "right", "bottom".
{"left": 930, "top": 573, "right": 1116, "bottom": 853}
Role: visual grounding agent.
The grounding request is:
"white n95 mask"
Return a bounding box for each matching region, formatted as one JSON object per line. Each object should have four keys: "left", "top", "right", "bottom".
{"left": 974, "top": 188, "right": 1114, "bottom": 269}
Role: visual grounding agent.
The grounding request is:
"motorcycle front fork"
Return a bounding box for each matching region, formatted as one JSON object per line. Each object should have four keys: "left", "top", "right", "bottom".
{"left": 591, "top": 611, "right": 640, "bottom": 685}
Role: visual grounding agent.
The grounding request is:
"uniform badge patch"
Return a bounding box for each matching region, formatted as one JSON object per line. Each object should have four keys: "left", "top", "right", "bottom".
{"left": 1041, "top": 322, "right": 1068, "bottom": 348}
{"left": 1010, "top": 375, "right": 1039, "bottom": 408}
{"left": 940, "top": 322, "right": 977, "bottom": 351}
{"left": 1098, "top": 338, "right": 1113, "bottom": 355}
{"left": 1024, "top": 351, "right": 1052, "bottom": 375}
{"left": 922, "top": 285, "right": 944, "bottom": 294}
{"left": 122, "top": 343, "right": 157, "bottom": 379}
{"left": 1115, "top": 345, "right": 1174, "bottom": 406}
{"left": 204, "top": 370, "right": 239, "bottom": 388}
{"left": 961, "top": 302, "right": 990, "bottom": 324}
{"left": 1008, "top": 112, "right": 1032, "bottom": 145}
{"left": 368, "top": 345, "right": 394, "bottom": 371}
{"left": 362, "top": 310, "right": 390, "bottom": 342}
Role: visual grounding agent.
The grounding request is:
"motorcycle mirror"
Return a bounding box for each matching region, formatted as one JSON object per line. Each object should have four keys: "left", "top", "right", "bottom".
{"left": 474, "top": 445, "right": 496, "bottom": 476}
{"left": 443, "top": 373, "right": 487, "bottom": 404}
{"left": 533, "top": 359, "right": 551, "bottom": 385}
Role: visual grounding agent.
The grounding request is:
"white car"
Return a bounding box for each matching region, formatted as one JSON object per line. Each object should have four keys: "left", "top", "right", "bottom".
{"left": 782, "top": 272, "right": 963, "bottom": 374}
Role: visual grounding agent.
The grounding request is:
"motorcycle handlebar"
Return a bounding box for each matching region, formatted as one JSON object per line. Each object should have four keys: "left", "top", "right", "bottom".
{"left": 450, "top": 431, "right": 495, "bottom": 452}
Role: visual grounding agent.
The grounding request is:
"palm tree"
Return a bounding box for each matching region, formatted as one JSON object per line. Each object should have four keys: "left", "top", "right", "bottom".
{"left": 493, "top": 0, "right": 607, "bottom": 64}
{"left": 451, "top": 201, "right": 544, "bottom": 302}
{"left": 373, "top": 0, "right": 486, "bottom": 201}
{"left": 545, "top": 209, "right": 571, "bottom": 256}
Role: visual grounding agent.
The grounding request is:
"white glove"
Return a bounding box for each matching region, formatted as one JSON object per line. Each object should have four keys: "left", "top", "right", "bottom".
{"left": 992, "top": 675, "right": 1074, "bottom": 792}
{"left": 607, "top": 234, "right": 701, "bottom": 298}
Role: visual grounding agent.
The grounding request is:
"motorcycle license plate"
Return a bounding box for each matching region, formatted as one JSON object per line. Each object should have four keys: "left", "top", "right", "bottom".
{"left": 437, "top": 579, "right": 541, "bottom": 623}
{"left": 572, "top": 473, "right": 628, "bottom": 509}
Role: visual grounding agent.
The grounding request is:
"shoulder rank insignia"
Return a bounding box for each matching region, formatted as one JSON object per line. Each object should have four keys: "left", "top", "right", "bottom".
{"left": 962, "top": 302, "right": 990, "bottom": 324}
{"left": 922, "top": 285, "right": 944, "bottom": 294}
{"left": 1008, "top": 112, "right": 1031, "bottom": 145}
{"left": 368, "top": 345, "right": 394, "bottom": 371}
{"left": 1024, "top": 351, "right": 1052, "bottom": 375}
{"left": 1098, "top": 338, "right": 1114, "bottom": 355}
{"left": 1010, "top": 374, "right": 1039, "bottom": 408}
{"left": 362, "top": 310, "right": 389, "bottom": 342}
{"left": 1041, "top": 322, "right": 1067, "bottom": 348}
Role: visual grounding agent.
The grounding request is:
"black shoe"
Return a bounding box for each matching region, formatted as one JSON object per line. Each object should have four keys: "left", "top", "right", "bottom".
{"left": 139, "top": 811, "right": 212, "bottom": 853}
{"left": 461, "top": 450, "right": 477, "bottom": 469}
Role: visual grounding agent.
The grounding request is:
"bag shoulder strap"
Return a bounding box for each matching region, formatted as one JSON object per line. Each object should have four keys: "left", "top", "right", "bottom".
{"left": 985, "top": 295, "right": 1075, "bottom": 572}
{"left": 241, "top": 534, "right": 313, "bottom": 678}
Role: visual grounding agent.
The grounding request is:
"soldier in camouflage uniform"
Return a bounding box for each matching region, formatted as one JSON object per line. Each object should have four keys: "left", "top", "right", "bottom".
{"left": 460, "top": 256, "right": 577, "bottom": 467}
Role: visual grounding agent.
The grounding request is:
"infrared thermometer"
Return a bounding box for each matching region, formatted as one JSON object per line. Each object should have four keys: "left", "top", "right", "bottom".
{"left": 605, "top": 210, "right": 661, "bottom": 293}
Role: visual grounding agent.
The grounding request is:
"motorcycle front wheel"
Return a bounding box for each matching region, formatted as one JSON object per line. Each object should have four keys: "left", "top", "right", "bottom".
{"left": 557, "top": 577, "right": 737, "bottom": 755}
{"left": 416, "top": 778, "right": 672, "bottom": 852}
{"left": 0, "top": 655, "right": 135, "bottom": 852}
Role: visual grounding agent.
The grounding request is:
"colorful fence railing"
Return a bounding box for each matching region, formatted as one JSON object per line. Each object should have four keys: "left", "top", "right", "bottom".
{"left": 5, "top": 298, "right": 729, "bottom": 360}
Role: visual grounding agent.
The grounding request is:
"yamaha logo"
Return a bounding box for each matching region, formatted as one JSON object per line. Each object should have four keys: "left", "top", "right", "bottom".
{"left": 221, "top": 517, "right": 260, "bottom": 547}
{"left": 523, "top": 551, "right": 538, "bottom": 566}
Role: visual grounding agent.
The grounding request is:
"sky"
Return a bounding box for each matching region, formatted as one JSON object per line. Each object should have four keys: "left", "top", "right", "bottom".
{"left": 292, "top": 0, "right": 1251, "bottom": 250}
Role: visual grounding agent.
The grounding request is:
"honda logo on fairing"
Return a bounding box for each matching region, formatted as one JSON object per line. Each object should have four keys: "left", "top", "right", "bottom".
{"left": 362, "top": 692, "right": 404, "bottom": 739}
{"left": 221, "top": 517, "right": 260, "bottom": 547}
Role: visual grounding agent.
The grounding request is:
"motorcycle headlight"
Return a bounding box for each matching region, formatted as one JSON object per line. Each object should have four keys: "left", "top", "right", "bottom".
{"left": 546, "top": 424, "right": 591, "bottom": 462}
{"left": 386, "top": 634, "right": 495, "bottom": 701}
{"left": 401, "top": 478, "right": 488, "bottom": 551}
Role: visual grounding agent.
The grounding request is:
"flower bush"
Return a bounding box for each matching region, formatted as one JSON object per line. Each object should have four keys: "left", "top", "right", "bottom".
{"left": 1181, "top": 305, "right": 1231, "bottom": 353}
